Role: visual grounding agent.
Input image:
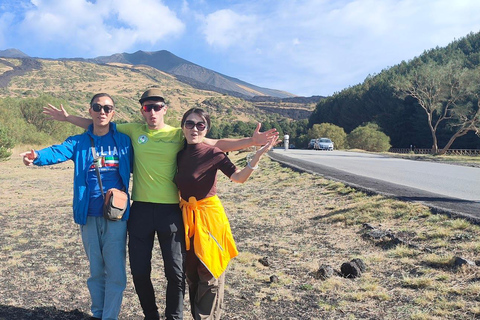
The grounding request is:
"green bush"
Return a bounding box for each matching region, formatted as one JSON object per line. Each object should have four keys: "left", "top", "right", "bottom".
{"left": 0, "top": 125, "right": 14, "bottom": 161}
{"left": 0, "top": 95, "right": 84, "bottom": 146}
{"left": 307, "top": 123, "right": 347, "bottom": 149}
{"left": 347, "top": 123, "right": 391, "bottom": 152}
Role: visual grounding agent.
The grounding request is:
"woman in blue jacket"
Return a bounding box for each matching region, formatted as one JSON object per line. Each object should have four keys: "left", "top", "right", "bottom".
{"left": 20, "top": 93, "right": 133, "bottom": 320}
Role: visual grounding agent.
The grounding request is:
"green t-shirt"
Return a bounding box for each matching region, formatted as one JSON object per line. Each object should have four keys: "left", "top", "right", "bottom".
{"left": 117, "top": 123, "right": 184, "bottom": 204}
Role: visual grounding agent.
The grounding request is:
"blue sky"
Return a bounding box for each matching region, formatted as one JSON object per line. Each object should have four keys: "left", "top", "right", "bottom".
{"left": 1, "top": 0, "right": 480, "bottom": 97}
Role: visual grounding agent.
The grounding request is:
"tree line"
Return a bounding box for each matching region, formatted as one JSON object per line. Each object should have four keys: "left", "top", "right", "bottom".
{"left": 0, "top": 93, "right": 390, "bottom": 161}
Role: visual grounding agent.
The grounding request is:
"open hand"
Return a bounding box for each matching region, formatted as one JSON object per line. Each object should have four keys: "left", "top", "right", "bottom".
{"left": 43, "top": 103, "right": 69, "bottom": 121}
{"left": 251, "top": 123, "right": 280, "bottom": 146}
{"left": 257, "top": 135, "right": 279, "bottom": 155}
{"left": 19, "top": 149, "right": 37, "bottom": 166}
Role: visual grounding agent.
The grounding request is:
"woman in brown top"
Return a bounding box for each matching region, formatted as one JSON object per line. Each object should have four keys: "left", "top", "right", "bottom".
{"left": 175, "top": 108, "right": 277, "bottom": 319}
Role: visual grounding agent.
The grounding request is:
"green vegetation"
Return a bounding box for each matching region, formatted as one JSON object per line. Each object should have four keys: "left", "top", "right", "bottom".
{"left": 307, "top": 123, "right": 347, "bottom": 149}
{"left": 309, "top": 31, "right": 480, "bottom": 153}
{"left": 0, "top": 125, "right": 14, "bottom": 161}
{"left": 394, "top": 57, "right": 480, "bottom": 154}
{"left": 347, "top": 123, "right": 391, "bottom": 152}
{"left": 0, "top": 95, "right": 84, "bottom": 149}
{"left": 205, "top": 32, "right": 480, "bottom": 152}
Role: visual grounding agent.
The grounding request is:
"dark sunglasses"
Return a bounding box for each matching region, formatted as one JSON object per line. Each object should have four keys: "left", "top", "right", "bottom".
{"left": 142, "top": 103, "right": 165, "bottom": 112}
{"left": 91, "top": 103, "right": 114, "bottom": 113}
{"left": 184, "top": 120, "right": 207, "bottom": 131}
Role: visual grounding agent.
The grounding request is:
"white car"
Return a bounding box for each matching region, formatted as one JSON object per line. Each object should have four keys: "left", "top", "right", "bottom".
{"left": 314, "top": 138, "right": 334, "bottom": 151}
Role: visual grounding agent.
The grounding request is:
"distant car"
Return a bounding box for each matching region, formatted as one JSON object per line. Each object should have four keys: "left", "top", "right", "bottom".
{"left": 314, "top": 138, "right": 334, "bottom": 151}
{"left": 307, "top": 139, "right": 316, "bottom": 149}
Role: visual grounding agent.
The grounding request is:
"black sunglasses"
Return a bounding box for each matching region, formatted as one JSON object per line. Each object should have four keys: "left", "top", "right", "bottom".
{"left": 91, "top": 103, "right": 114, "bottom": 113}
{"left": 184, "top": 120, "right": 207, "bottom": 131}
{"left": 142, "top": 103, "right": 165, "bottom": 112}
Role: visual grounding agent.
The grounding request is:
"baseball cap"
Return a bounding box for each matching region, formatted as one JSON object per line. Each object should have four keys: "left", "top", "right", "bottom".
{"left": 139, "top": 88, "right": 165, "bottom": 104}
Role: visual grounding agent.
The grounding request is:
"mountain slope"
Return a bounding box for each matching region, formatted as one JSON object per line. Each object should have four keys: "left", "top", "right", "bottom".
{"left": 94, "top": 50, "right": 296, "bottom": 99}
{"left": 0, "top": 57, "right": 316, "bottom": 125}
{"left": 0, "top": 49, "right": 30, "bottom": 58}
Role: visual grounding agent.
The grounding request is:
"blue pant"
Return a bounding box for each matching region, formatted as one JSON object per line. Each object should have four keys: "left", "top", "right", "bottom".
{"left": 127, "top": 202, "right": 186, "bottom": 320}
{"left": 81, "top": 216, "right": 127, "bottom": 320}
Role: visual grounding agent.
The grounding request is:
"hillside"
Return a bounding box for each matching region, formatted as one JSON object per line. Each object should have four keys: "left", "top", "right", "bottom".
{"left": 309, "top": 31, "right": 480, "bottom": 150}
{"left": 0, "top": 49, "right": 297, "bottom": 100}
{"left": 0, "top": 57, "right": 315, "bottom": 125}
{"left": 93, "top": 50, "right": 297, "bottom": 99}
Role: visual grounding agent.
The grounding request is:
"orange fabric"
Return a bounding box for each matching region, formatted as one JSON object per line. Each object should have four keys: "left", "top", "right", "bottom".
{"left": 180, "top": 195, "right": 238, "bottom": 279}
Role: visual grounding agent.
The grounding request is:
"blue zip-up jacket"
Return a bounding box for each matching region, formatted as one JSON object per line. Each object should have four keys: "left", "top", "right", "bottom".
{"left": 33, "top": 122, "right": 133, "bottom": 225}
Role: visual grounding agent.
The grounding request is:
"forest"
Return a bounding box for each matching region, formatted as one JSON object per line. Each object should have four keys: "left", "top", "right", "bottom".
{"left": 308, "top": 31, "right": 480, "bottom": 153}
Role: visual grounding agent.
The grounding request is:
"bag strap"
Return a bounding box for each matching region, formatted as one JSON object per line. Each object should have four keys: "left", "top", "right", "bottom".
{"left": 90, "top": 137, "right": 105, "bottom": 199}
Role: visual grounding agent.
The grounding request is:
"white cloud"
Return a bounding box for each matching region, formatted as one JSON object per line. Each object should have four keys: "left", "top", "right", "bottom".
{"left": 104, "top": 0, "right": 184, "bottom": 43}
{"left": 201, "top": 9, "right": 261, "bottom": 49}
{"left": 15, "top": 0, "right": 185, "bottom": 57}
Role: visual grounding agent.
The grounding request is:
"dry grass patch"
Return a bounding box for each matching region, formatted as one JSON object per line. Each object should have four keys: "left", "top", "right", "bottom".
{"left": 2, "top": 150, "right": 480, "bottom": 319}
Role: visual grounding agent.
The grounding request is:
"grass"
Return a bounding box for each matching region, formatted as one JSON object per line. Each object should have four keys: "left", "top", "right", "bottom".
{"left": 1, "top": 148, "right": 480, "bottom": 319}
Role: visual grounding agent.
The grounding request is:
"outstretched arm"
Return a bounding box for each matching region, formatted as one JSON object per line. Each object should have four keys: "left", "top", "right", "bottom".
{"left": 43, "top": 104, "right": 92, "bottom": 129}
{"left": 230, "top": 135, "right": 278, "bottom": 183}
{"left": 204, "top": 123, "right": 279, "bottom": 152}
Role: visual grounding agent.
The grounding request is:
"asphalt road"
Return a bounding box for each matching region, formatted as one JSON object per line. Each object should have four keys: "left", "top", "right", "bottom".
{"left": 269, "top": 149, "right": 480, "bottom": 223}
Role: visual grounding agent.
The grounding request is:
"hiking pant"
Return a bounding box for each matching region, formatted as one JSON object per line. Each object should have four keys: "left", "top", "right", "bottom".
{"left": 81, "top": 216, "right": 127, "bottom": 320}
{"left": 127, "top": 201, "right": 186, "bottom": 320}
{"left": 186, "top": 240, "right": 225, "bottom": 320}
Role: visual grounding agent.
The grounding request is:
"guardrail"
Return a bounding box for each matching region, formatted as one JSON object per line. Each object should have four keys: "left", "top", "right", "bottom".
{"left": 389, "top": 148, "right": 480, "bottom": 156}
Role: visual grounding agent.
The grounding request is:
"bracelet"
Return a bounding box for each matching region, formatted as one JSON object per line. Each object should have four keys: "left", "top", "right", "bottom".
{"left": 247, "top": 162, "right": 258, "bottom": 170}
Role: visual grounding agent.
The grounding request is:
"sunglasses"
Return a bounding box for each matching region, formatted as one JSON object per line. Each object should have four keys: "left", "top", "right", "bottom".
{"left": 91, "top": 103, "right": 114, "bottom": 113}
{"left": 184, "top": 120, "right": 207, "bottom": 131}
{"left": 142, "top": 103, "right": 165, "bottom": 112}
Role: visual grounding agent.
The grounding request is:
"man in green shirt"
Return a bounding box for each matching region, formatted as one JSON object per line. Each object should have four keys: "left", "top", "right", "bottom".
{"left": 43, "top": 89, "right": 278, "bottom": 320}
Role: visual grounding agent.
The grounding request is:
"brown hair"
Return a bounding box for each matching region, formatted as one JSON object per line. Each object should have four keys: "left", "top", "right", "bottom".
{"left": 181, "top": 108, "right": 211, "bottom": 132}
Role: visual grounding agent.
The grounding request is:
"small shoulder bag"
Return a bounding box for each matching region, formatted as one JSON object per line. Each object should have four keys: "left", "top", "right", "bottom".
{"left": 90, "top": 138, "right": 128, "bottom": 221}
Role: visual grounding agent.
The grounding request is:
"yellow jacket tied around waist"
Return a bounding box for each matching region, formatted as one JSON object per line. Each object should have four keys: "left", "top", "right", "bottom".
{"left": 180, "top": 195, "right": 238, "bottom": 279}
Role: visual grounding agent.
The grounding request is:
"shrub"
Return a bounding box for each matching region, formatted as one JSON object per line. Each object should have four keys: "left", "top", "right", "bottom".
{"left": 347, "top": 123, "right": 391, "bottom": 152}
{"left": 308, "top": 123, "right": 347, "bottom": 149}
{"left": 0, "top": 125, "right": 15, "bottom": 161}
{"left": 0, "top": 95, "right": 84, "bottom": 146}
